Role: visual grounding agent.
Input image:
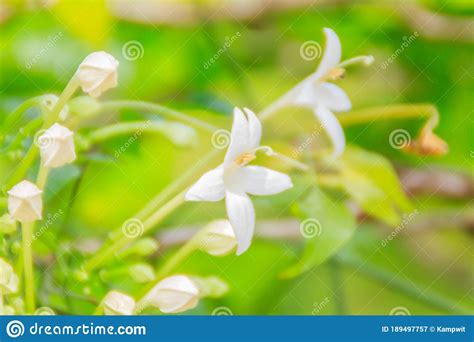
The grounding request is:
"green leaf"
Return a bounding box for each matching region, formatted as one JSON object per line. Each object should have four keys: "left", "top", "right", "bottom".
{"left": 322, "top": 146, "right": 413, "bottom": 227}
{"left": 280, "top": 188, "right": 357, "bottom": 279}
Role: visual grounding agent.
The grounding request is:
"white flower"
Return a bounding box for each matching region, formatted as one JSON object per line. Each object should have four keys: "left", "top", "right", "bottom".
{"left": 287, "top": 28, "right": 372, "bottom": 157}
{"left": 77, "top": 51, "right": 119, "bottom": 98}
{"left": 0, "top": 258, "right": 19, "bottom": 294}
{"left": 185, "top": 108, "right": 293, "bottom": 255}
{"left": 142, "top": 275, "right": 199, "bottom": 313}
{"left": 39, "top": 123, "right": 76, "bottom": 168}
{"left": 41, "top": 94, "right": 69, "bottom": 121}
{"left": 8, "top": 180, "right": 43, "bottom": 223}
{"left": 103, "top": 290, "right": 136, "bottom": 315}
{"left": 199, "top": 220, "right": 237, "bottom": 256}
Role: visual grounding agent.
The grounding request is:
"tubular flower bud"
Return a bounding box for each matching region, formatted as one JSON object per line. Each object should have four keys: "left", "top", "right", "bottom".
{"left": 141, "top": 275, "right": 199, "bottom": 313}
{"left": 103, "top": 291, "right": 136, "bottom": 315}
{"left": 77, "top": 51, "right": 119, "bottom": 98}
{"left": 39, "top": 123, "right": 76, "bottom": 168}
{"left": 8, "top": 180, "right": 43, "bottom": 223}
{"left": 199, "top": 220, "right": 237, "bottom": 256}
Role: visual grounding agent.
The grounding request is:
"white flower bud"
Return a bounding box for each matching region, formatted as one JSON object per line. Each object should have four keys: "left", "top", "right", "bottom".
{"left": 199, "top": 220, "right": 237, "bottom": 256}
{"left": 41, "top": 94, "right": 69, "bottom": 121}
{"left": 77, "top": 51, "right": 119, "bottom": 98}
{"left": 8, "top": 180, "right": 42, "bottom": 223}
{"left": 141, "top": 275, "right": 199, "bottom": 313}
{"left": 129, "top": 263, "right": 155, "bottom": 283}
{"left": 103, "top": 291, "right": 135, "bottom": 315}
{"left": 0, "top": 258, "right": 19, "bottom": 294}
{"left": 38, "top": 123, "right": 76, "bottom": 168}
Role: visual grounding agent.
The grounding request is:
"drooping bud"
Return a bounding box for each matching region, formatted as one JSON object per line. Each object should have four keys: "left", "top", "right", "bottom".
{"left": 68, "top": 96, "right": 101, "bottom": 118}
{"left": 77, "top": 51, "right": 119, "bottom": 98}
{"left": 140, "top": 275, "right": 199, "bottom": 313}
{"left": 0, "top": 258, "right": 19, "bottom": 294}
{"left": 198, "top": 220, "right": 237, "bottom": 256}
{"left": 38, "top": 123, "right": 76, "bottom": 168}
{"left": 103, "top": 291, "right": 136, "bottom": 315}
{"left": 8, "top": 180, "right": 42, "bottom": 223}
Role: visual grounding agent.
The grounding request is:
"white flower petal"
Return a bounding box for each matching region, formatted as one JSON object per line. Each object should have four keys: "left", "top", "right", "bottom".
{"left": 240, "top": 166, "right": 293, "bottom": 196}
{"left": 313, "top": 28, "right": 342, "bottom": 80}
{"left": 225, "top": 191, "right": 255, "bottom": 255}
{"left": 313, "top": 83, "right": 351, "bottom": 112}
{"left": 243, "top": 107, "right": 261, "bottom": 150}
{"left": 224, "top": 107, "right": 249, "bottom": 164}
{"left": 185, "top": 167, "right": 225, "bottom": 202}
{"left": 313, "top": 105, "right": 346, "bottom": 158}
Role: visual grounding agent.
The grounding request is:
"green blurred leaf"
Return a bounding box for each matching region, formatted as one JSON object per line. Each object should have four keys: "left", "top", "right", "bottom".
{"left": 280, "top": 187, "right": 357, "bottom": 279}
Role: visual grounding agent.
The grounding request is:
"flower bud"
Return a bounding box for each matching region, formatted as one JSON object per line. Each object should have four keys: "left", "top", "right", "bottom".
{"left": 126, "top": 238, "right": 159, "bottom": 257}
{"left": 41, "top": 94, "right": 69, "bottom": 121}
{"left": 190, "top": 276, "right": 229, "bottom": 298}
{"left": 38, "top": 123, "right": 76, "bottom": 168}
{"left": 77, "top": 51, "right": 119, "bottom": 98}
{"left": 0, "top": 214, "right": 16, "bottom": 234}
{"left": 141, "top": 275, "right": 199, "bottom": 313}
{"left": 0, "top": 258, "right": 19, "bottom": 294}
{"left": 103, "top": 290, "right": 135, "bottom": 315}
{"left": 128, "top": 263, "right": 155, "bottom": 283}
{"left": 199, "top": 220, "right": 237, "bottom": 256}
{"left": 8, "top": 180, "right": 42, "bottom": 223}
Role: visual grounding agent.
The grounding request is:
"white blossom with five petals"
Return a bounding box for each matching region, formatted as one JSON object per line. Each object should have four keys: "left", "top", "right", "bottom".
{"left": 185, "top": 108, "right": 293, "bottom": 255}
{"left": 276, "top": 28, "right": 373, "bottom": 157}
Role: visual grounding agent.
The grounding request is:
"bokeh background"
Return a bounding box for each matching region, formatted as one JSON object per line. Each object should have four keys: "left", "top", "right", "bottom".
{"left": 0, "top": 0, "right": 472, "bottom": 315}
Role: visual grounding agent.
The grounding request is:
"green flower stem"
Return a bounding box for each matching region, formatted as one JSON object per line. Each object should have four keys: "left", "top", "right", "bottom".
{"left": 337, "top": 254, "right": 470, "bottom": 314}
{"left": 328, "top": 258, "right": 347, "bottom": 315}
{"left": 3, "top": 97, "right": 42, "bottom": 132}
{"left": 46, "top": 77, "right": 79, "bottom": 126}
{"left": 6, "top": 78, "right": 79, "bottom": 189}
{"left": 84, "top": 190, "right": 187, "bottom": 273}
{"left": 36, "top": 164, "right": 50, "bottom": 190}
{"left": 21, "top": 222, "right": 35, "bottom": 313}
{"left": 337, "top": 104, "right": 439, "bottom": 128}
{"left": 99, "top": 100, "right": 218, "bottom": 133}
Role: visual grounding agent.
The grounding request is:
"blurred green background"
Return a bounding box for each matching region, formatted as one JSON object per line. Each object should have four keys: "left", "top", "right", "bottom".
{"left": 0, "top": 0, "right": 472, "bottom": 315}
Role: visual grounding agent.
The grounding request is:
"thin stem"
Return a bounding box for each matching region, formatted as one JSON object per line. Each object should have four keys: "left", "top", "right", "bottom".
{"left": 46, "top": 76, "right": 79, "bottom": 126}
{"left": 36, "top": 164, "right": 50, "bottom": 190}
{"left": 337, "top": 104, "right": 438, "bottom": 127}
{"left": 336, "top": 254, "right": 470, "bottom": 314}
{"left": 83, "top": 191, "right": 186, "bottom": 273}
{"left": 3, "top": 97, "right": 42, "bottom": 132}
{"left": 337, "top": 55, "right": 374, "bottom": 68}
{"left": 21, "top": 222, "right": 35, "bottom": 313}
{"left": 6, "top": 77, "right": 79, "bottom": 189}
{"left": 99, "top": 101, "right": 218, "bottom": 133}
{"left": 328, "top": 258, "right": 347, "bottom": 314}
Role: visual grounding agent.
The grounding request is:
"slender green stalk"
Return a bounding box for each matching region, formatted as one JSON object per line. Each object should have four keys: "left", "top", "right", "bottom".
{"left": 6, "top": 77, "right": 79, "bottom": 188}
{"left": 328, "top": 258, "right": 347, "bottom": 314}
{"left": 21, "top": 222, "right": 35, "bottom": 313}
{"left": 36, "top": 164, "right": 50, "bottom": 190}
{"left": 337, "top": 104, "right": 439, "bottom": 127}
{"left": 336, "top": 254, "right": 470, "bottom": 314}
{"left": 84, "top": 191, "right": 186, "bottom": 273}
{"left": 99, "top": 100, "right": 218, "bottom": 133}
{"left": 46, "top": 77, "right": 79, "bottom": 126}
{"left": 3, "top": 97, "right": 42, "bottom": 132}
